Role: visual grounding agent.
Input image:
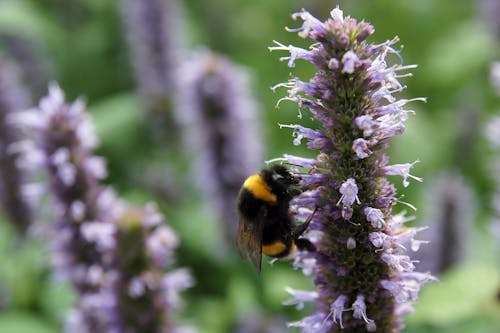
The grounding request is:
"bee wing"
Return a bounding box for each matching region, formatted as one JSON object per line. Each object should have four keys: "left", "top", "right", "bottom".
{"left": 237, "top": 208, "right": 266, "bottom": 274}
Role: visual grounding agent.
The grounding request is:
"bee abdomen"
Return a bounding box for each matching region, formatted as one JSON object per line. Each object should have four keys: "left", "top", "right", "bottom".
{"left": 262, "top": 241, "right": 291, "bottom": 257}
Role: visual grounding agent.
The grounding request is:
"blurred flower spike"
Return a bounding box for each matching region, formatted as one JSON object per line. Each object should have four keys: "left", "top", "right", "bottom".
{"left": 0, "top": 60, "right": 33, "bottom": 236}
{"left": 177, "top": 50, "right": 262, "bottom": 241}
{"left": 10, "top": 83, "right": 193, "bottom": 333}
{"left": 270, "top": 7, "right": 433, "bottom": 332}
{"left": 121, "top": 0, "right": 186, "bottom": 140}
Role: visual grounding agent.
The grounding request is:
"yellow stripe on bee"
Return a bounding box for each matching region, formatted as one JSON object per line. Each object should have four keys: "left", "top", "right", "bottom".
{"left": 243, "top": 174, "right": 277, "bottom": 204}
{"left": 262, "top": 241, "right": 287, "bottom": 256}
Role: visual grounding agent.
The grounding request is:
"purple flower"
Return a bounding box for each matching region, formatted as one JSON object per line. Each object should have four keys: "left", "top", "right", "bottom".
{"left": 0, "top": 60, "right": 33, "bottom": 236}
{"left": 480, "top": 0, "right": 500, "bottom": 39}
{"left": 283, "top": 287, "right": 318, "bottom": 310}
{"left": 0, "top": 33, "right": 52, "bottom": 101}
{"left": 272, "top": 7, "right": 432, "bottom": 331}
{"left": 490, "top": 62, "right": 500, "bottom": 96}
{"left": 120, "top": 0, "right": 186, "bottom": 140}
{"left": 486, "top": 116, "right": 500, "bottom": 250}
{"left": 12, "top": 83, "right": 123, "bottom": 331}
{"left": 12, "top": 83, "right": 193, "bottom": 332}
{"left": 115, "top": 203, "right": 194, "bottom": 332}
{"left": 414, "top": 172, "right": 474, "bottom": 274}
{"left": 177, "top": 50, "right": 262, "bottom": 241}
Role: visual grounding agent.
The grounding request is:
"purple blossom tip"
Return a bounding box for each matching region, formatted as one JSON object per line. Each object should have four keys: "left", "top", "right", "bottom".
{"left": 283, "top": 287, "right": 318, "bottom": 310}
{"left": 384, "top": 160, "right": 423, "bottom": 187}
{"left": 337, "top": 178, "right": 360, "bottom": 207}
{"left": 0, "top": 60, "right": 34, "bottom": 235}
{"left": 20, "top": 84, "right": 192, "bottom": 332}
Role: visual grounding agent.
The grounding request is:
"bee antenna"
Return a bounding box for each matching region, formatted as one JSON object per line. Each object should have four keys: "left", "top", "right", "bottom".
{"left": 281, "top": 162, "right": 303, "bottom": 168}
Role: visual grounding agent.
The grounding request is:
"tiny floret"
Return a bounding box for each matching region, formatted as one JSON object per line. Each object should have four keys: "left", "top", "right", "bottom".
{"left": 352, "top": 138, "right": 373, "bottom": 159}
{"left": 346, "top": 237, "right": 356, "bottom": 249}
{"left": 342, "top": 50, "right": 359, "bottom": 74}
{"left": 283, "top": 287, "right": 318, "bottom": 310}
{"left": 352, "top": 295, "right": 375, "bottom": 326}
{"left": 330, "top": 7, "right": 344, "bottom": 22}
{"left": 364, "top": 207, "right": 386, "bottom": 228}
{"left": 328, "top": 294, "right": 348, "bottom": 329}
{"left": 337, "top": 178, "right": 361, "bottom": 207}
{"left": 383, "top": 160, "right": 423, "bottom": 187}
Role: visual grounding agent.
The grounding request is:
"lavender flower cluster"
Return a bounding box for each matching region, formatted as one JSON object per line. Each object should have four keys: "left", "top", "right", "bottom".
{"left": 121, "top": 0, "right": 186, "bottom": 142}
{"left": 269, "top": 7, "right": 434, "bottom": 332}
{"left": 10, "top": 84, "right": 192, "bottom": 333}
{"left": 0, "top": 60, "right": 33, "bottom": 236}
{"left": 415, "top": 172, "right": 473, "bottom": 275}
{"left": 177, "top": 50, "right": 262, "bottom": 241}
{"left": 486, "top": 116, "right": 500, "bottom": 243}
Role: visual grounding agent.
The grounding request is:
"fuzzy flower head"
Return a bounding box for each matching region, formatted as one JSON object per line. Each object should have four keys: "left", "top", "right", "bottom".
{"left": 272, "top": 7, "right": 431, "bottom": 332}
{"left": 121, "top": 0, "right": 185, "bottom": 99}
{"left": 414, "top": 172, "right": 474, "bottom": 274}
{"left": 10, "top": 83, "right": 123, "bottom": 332}
{"left": 13, "top": 84, "right": 193, "bottom": 332}
{"left": 0, "top": 60, "right": 33, "bottom": 236}
{"left": 116, "top": 203, "right": 194, "bottom": 332}
{"left": 178, "top": 50, "right": 262, "bottom": 241}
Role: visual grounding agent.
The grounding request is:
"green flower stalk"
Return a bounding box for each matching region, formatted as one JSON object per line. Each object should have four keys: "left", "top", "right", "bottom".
{"left": 269, "top": 7, "right": 434, "bottom": 332}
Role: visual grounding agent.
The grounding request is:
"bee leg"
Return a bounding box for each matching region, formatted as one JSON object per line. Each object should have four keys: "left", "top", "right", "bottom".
{"left": 295, "top": 238, "right": 316, "bottom": 252}
{"left": 293, "top": 206, "right": 318, "bottom": 238}
{"left": 288, "top": 188, "right": 302, "bottom": 197}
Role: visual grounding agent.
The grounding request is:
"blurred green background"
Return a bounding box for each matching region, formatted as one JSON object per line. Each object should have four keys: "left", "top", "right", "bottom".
{"left": 0, "top": 0, "right": 499, "bottom": 332}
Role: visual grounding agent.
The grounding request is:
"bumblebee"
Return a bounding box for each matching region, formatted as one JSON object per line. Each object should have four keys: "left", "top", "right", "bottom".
{"left": 236, "top": 164, "right": 314, "bottom": 273}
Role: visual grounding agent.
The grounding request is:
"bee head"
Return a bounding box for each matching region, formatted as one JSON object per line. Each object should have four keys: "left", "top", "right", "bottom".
{"left": 262, "top": 165, "right": 300, "bottom": 198}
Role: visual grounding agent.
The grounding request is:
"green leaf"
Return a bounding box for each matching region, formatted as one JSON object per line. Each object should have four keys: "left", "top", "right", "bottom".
{"left": 423, "top": 20, "right": 495, "bottom": 87}
{"left": 0, "top": 0, "right": 63, "bottom": 42}
{"left": 0, "top": 223, "right": 49, "bottom": 309}
{"left": 90, "top": 93, "right": 144, "bottom": 152}
{"left": 408, "top": 263, "right": 500, "bottom": 326}
{"left": 39, "top": 280, "right": 75, "bottom": 324}
{"left": 0, "top": 311, "right": 56, "bottom": 333}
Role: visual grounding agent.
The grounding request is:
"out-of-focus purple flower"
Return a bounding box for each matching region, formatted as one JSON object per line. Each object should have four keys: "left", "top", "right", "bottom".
{"left": 0, "top": 33, "right": 53, "bottom": 101}
{"left": 271, "top": 7, "right": 433, "bottom": 332}
{"left": 120, "top": 0, "right": 186, "bottom": 139}
{"left": 0, "top": 60, "right": 34, "bottom": 236}
{"left": 10, "top": 83, "right": 122, "bottom": 332}
{"left": 486, "top": 115, "right": 500, "bottom": 250}
{"left": 480, "top": 0, "right": 500, "bottom": 39}
{"left": 11, "top": 84, "right": 193, "bottom": 332}
{"left": 490, "top": 62, "right": 500, "bottom": 96}
{"left": 177, "top": 50, "right": 262, "bottom": 241}
{"left": 414, "top": 172, "right": 474, "bottom": 274}
{"left": 115, "top": 203, "right": 194, "bottom": 332}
